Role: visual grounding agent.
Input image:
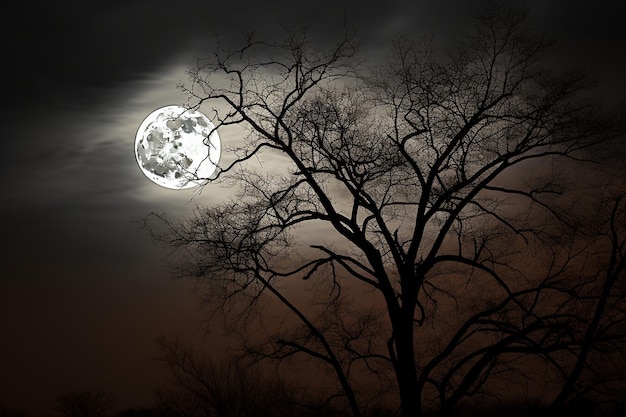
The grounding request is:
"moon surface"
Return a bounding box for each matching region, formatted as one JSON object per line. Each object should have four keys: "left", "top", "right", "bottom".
{"left": 135, "top": 105, "right": 221, "bottom": 189}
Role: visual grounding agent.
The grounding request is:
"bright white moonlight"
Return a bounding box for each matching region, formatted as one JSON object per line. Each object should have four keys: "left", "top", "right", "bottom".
{"left": 135, "top": 105, "right": 221, "bottom": 189}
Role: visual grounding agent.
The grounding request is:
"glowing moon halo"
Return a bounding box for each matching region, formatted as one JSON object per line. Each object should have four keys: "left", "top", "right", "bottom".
{"left": 134, "top": 105, "right": 221, "bottom": 189}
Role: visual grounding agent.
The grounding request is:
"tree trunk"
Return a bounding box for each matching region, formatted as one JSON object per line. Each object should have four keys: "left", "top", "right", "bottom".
{"left": 393, "top": 312, "right": 421, "bottom": 417}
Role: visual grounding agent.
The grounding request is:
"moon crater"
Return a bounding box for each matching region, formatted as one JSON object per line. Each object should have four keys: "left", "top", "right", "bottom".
{"left": 135, "top": 105, "right": 221, "bottom": 189}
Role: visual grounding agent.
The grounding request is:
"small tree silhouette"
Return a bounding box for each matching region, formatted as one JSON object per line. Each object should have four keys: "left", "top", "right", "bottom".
{"left": 0, "top": 405, "right": 27, "bottom": 417}
{"left": 155, "top": 336, "right": 333, "bottom": 417}
{"left": 55, "top": 391, "right": 113, "bottom": 417}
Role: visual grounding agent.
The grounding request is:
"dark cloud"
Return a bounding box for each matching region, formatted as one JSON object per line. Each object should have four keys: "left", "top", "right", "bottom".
{"left": 6, "top": 1, "right": 624, "bottom": 105}
{"left": 4, "top": 1, "right": 381, "bottom": 97}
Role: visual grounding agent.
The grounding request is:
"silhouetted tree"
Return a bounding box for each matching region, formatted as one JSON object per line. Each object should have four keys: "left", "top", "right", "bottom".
{"left": 0, "top": 405, "right": 27, "bottom": 417}
{"left": 55, "top": 391, "right": 113, "bottom": 417}
{"left": 115, "top": 407, "right": 165, "bottom": 417}
{"left": 154, "top": 336, "right": 334, "bottom": 417}
{"left": 144, "top": 3, "right": 625, "bottom": 417}
{"left": 546, "top": 191, "right": 626, "bottom": 413}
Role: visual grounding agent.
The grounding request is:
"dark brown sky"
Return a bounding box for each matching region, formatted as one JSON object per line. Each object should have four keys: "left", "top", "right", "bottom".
{"left": 1, "top": 0, "right": 625, "bottom": 414}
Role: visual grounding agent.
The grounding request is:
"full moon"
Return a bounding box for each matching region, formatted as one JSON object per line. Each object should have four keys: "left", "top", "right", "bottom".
{"left": 134, "top": 105, "right": 221, "bottom": 189}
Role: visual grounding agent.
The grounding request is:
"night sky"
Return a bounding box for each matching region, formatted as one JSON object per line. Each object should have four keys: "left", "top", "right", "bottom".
{"left": 1, "top": 1, "right": 625, "bottom": 414}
